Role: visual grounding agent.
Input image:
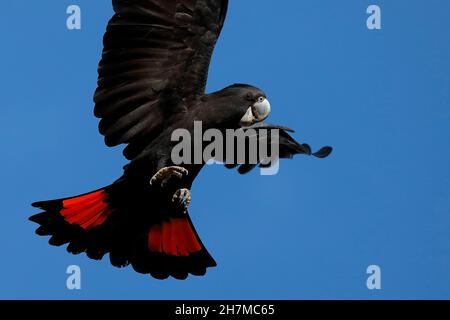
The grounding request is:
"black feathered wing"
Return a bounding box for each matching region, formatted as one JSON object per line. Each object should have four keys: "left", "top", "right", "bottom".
{"left": 224, "top": 123, "right": 333, "bottom": 174}
{"left": 94, "top": 0, "right": 229, "bottom": 160}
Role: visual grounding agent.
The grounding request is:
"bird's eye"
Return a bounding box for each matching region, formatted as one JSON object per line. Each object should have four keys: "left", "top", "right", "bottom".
{"left": 258, "top": 96, "right": 265, "bottom": 103}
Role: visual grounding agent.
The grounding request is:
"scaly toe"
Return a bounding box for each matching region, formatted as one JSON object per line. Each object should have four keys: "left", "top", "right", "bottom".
{"left": 150, "top": 166, "right": 189, "bottom": 187}
{"left": 172, "top": 188, "right": 191, "bottom": 213}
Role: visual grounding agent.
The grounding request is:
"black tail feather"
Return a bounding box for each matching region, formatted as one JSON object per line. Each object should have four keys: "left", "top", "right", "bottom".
{"left": 29, "top": 185, "right": 217, "bottom": 280}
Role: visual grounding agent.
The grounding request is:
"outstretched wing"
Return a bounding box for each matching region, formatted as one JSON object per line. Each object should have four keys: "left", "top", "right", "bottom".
{"left": 225, "top": 123, "right": 333, "bottom": 174}
{"left": 94, "top": 0, "right": 229, "bottom": 160}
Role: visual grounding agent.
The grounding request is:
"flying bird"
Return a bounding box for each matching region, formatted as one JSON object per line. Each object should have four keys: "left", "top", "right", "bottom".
{"left": 30, "top": 0, "right": 332, "bottom": 280}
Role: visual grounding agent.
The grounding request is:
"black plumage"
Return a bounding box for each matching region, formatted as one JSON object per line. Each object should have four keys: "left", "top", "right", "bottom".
{"left": 30, "top": 0, "right": 332, "bottom": 280}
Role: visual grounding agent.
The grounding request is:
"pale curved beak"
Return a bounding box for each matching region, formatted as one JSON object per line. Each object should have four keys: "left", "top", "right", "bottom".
{"left": 252, "top": 98, "right": 271, "bottom": 121}
{"left": 240, "top": 98, "right": 271, "bottom": 126}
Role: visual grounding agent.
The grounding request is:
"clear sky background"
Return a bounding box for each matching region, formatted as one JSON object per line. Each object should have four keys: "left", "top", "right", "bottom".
{"left": 1, "top": 0, "right": 449, "bottom": 299}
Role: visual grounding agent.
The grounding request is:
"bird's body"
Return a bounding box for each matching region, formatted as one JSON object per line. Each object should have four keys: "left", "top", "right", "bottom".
{"left": 30, "top": 0, "right": 332, "bottom": 280}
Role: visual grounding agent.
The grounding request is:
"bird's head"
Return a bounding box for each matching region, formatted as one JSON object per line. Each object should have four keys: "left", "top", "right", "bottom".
{"left": 239, "top": 93, "right": 271, "bottom": 127}
{"left": 214, "top": 84, "right": 271, "bottom": 128}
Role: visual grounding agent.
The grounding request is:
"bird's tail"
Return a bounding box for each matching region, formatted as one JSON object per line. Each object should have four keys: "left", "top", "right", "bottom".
{"left": 29, "top": 183, "right": 217, "bottom": 279}
{"left": 32, "top": 189, "right": 113, "bottom": 230}
{"left": 30, "top": 186, "right": 116, "bottom": 259}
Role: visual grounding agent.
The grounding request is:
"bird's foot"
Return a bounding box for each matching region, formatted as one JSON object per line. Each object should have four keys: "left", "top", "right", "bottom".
{"left": 172, "top": 188, "right": 191, "bottom": 213}
{"left": 150, "top": 166, "right": 189, "bottom": 187}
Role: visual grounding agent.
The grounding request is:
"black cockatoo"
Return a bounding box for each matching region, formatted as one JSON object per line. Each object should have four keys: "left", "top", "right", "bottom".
{"left": 30, "top": 0, "right": 332, "bottom": 280}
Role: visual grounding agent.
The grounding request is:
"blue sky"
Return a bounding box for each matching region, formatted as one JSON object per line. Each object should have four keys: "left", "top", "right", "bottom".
{"left": 1, "top": 0, "right": 449, "bottom": 299}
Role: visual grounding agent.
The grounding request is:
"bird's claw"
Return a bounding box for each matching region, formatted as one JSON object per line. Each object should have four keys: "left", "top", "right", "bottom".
{"left": 150, "top": 166, "right": 189, "bottom": 187}
{"left": 172, "top": 188, "right": 191, "bottom": 213}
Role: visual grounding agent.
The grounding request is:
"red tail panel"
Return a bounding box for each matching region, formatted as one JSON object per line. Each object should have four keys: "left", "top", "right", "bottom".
{"left": 60, "top": 189, "right": 112, "bottom": 230}
{"left": 148, "top": 218, "right": 203, "bottom": 257}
